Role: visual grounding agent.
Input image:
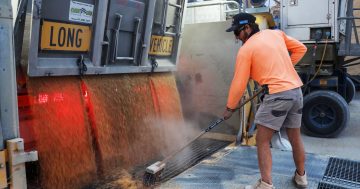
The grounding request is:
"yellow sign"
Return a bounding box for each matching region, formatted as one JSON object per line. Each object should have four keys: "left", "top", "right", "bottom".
{"left": 149, "top": 35, "right": 174, "bottom": 56}
{"left": 41, "top": 21, "right": 91, "bottom": 51}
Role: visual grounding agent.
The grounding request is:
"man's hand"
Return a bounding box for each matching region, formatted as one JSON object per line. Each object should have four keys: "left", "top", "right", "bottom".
{"left": 223, "top": 108, "right": 234, "bottom": 120}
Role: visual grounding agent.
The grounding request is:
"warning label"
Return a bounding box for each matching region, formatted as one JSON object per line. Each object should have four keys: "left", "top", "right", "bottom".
{"left": 149, "top": 35, "right": 174, "bottom": 56}
{"left": 41, "top": 21, "right": 91, "bottom": 51}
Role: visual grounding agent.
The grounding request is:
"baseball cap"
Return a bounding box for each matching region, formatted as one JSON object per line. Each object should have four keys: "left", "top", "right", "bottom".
{"left": 226, "top": 13, "right": 256, "bottom": 32}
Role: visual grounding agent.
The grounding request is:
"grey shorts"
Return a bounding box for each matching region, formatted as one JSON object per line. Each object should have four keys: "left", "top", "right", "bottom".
{"left": 254, "top": 87, "right": 303, "bottom": 131}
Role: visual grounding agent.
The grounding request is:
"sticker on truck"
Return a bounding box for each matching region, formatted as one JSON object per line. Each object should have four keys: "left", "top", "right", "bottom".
{"left": 40, "top": 21, "right": 91, "bottom": 52}
{"left": 149, "top": 35, "right": 174, "bottom": 56}
{"left": 69, "top": 0, "right": 94, "bottom": 24}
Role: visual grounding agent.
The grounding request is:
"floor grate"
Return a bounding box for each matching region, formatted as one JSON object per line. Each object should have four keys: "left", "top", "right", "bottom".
{"left": 159, "top": 137, "right": 231, "bottom": 182}
{"left": 318, "top": 157, "right": 360, "bottom": 189}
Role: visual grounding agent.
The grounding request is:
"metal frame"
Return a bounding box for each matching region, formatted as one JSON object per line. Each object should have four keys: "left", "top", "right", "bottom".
{"left": 91, "top": 0, "right": 108, "bottom": 67}
{"left": 28, "top": 0, "right": 118, "bottom": 76}
{"left": 280, "top": 0, "right": 339, "bottom": 43}
{"left": 187, "top": 0, "right": 241, "bottom": 19}
{"left": 170, "top": 0, "right": 188, "bottom": 71}
{"left": 112, "top": 16, "right": 141, "bottom": 64}
{"left": 28, "top": 0, "right": 182, "bottom": 76}
{"left": 162, "top": 0, "right": 185, "bottom": 36}
{"left": 14, "top": 0, "right": 28, "bottom": 66}
{"left": 149, "top": 0, "right": 188, "bottom": 72}
{"left": 0, "top": 0, "right": 19, "bottom": 150}
{"left": 0, "top": 3, "right": 39, "bottom": 189}
{"left": 338, "top": 0, "right": 360, "bottom": 56}
{"left": 187, "top": 1, "right": 240, "bottom": 9}
{"left": 141, "top": 0, "right": 156, "bottom": 66}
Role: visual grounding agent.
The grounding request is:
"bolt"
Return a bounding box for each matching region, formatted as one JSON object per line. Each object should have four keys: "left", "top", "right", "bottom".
{"left": 4, "top": 109, "right": 7, "bottom": 113}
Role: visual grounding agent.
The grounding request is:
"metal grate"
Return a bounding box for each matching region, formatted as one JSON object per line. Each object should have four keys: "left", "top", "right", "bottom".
{"left": 159, "top": 138, "right": 231, "bottom": 182}
{"left": 318, "top": 157, "right": 360, "bottom": 189}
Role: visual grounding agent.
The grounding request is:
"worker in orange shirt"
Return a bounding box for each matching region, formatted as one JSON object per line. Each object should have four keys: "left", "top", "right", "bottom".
{"left": 223, "top": 13, "right": 308, "bottom": 189}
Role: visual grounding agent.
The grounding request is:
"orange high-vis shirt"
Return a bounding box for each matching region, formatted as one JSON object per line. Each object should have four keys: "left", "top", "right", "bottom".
{"left": 226, "top": 29, "right": 307, "bottom": 109}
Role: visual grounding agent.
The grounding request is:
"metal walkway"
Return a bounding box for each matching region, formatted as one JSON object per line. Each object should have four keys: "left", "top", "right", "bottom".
{"left": 318, "top": 157, "right": 360, "bottom": 189}
{"left": 158, "top": 145, "right": 360, "bottom": 189}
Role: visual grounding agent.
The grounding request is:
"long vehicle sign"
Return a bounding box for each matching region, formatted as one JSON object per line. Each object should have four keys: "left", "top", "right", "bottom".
{"left": 149, "top": 35, "right": 174, "bottom": 56}
{"left": 40, "top": 21, "right": 91, "bottom": 52}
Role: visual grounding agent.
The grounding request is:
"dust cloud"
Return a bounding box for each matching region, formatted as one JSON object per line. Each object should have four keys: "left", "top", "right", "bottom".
{"left": 143, "top": 117, "right": 201, "bottom": 159}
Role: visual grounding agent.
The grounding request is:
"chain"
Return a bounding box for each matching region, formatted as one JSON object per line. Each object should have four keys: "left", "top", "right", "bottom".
{"left": 77, "top": 55, "right": 88, "bottom": 76}
{"left": 150, "top": 57, "right": 158, "bottom": 73}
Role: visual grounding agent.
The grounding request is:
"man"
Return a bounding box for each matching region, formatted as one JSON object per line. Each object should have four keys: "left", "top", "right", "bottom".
{"left": 223, "top": 13, "right": 308, "bottom": 189}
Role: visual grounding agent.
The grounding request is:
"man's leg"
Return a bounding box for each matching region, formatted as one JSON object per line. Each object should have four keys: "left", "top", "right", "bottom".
{"left": 256, "top": 125, "right": 275, "bottom": 184}
{"left": 286, "top": 127, "right": 305, "bottom": 175}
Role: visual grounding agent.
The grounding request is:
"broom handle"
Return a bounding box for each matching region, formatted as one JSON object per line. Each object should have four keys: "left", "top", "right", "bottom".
{"left": 235, "top": 87, "right": 265, "bottom": 111}
{"left": 160, "top": 87, "right": 265, "bottom": 164}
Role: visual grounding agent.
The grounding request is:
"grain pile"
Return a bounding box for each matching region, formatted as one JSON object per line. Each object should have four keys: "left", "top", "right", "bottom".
{"left": 25, "top": 73, "right": 190, "bottom": 188}
{"left": 88, "top": 169, "right": 143, "bottom": 189}
{"left": 83, "top": 74, "right": 161, "bottom": 171}
{"left": 27, "top": 77, "right": 97, "bottom": 189}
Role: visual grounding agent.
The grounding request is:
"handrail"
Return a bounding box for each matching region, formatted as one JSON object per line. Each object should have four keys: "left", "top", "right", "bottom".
{"left": 187, "top": 0, "right": 241, "bottom": 14}
{"left": 112, "top": 14, "right": 141, "bottom": 64}
{"left": 338, "top": 16, "right": 360, "bottom": 20}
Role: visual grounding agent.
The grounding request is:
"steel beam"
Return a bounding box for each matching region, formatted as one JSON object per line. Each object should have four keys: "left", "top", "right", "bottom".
{"left": 0, "top": 0, "right": 20, "bottom": 150}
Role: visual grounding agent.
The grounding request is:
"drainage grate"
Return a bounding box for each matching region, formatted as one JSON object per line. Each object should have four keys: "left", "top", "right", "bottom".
{"left": 318, "top": 157, "right": 360, "bottom": 189}
{"left": 159, "top": 138, "right": 231, "bottom": 182}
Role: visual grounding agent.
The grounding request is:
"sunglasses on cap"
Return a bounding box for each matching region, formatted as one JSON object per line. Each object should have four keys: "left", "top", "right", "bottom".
{"left": 233, "top": 25, "right": 246, "bottom": 36}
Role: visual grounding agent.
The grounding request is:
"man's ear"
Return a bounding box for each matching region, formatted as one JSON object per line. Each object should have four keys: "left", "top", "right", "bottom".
{"left": 245, "top": 24, "right": 252, "bottom": 34}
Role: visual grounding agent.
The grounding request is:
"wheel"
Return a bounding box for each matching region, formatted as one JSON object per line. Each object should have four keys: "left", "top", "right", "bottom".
{"left": 302, "top": 90, "right": 349, "bottom": 138}
{"left": 345, "top": 77, "right": 356, "bottom": 104}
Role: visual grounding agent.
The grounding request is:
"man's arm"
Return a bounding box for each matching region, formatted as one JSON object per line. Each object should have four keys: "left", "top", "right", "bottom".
{"left": 226, "top": 49, "right": 251, "bottom": 110}
{"left": 283, "top": 32, "right": 307, "bottom": 65}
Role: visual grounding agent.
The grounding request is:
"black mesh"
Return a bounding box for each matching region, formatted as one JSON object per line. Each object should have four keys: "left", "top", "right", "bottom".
{"left": 159, "top": 138, "right": 231, "bottom": 183}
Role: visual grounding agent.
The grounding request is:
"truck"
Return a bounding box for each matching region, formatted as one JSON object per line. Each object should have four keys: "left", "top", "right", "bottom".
{"left": 280, "top": 0, "right": 359, "bottom": 138}
{"left": 1, "top": 0, "right": 196, "bottom": 188}
{"left": 0, "top": 0, "right": 359, "bottom": 188}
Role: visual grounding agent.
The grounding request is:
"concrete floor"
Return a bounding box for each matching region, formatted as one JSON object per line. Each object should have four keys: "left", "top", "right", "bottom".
{"left": 297, "top": 92, "right": 360, "bottom": 161}
{"left": 158, "top": 93, "right": 360, "bottom": 189}
{"left": 159, "top": 146, "right": 329, "bottom": 189}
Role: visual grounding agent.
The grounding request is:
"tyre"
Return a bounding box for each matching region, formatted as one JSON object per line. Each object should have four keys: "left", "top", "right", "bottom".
{"left": 345, "top": 77, "right": 356, "bottom": 104}
{"left": 302, "top": 90, "right": 349, "bottom": 138}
